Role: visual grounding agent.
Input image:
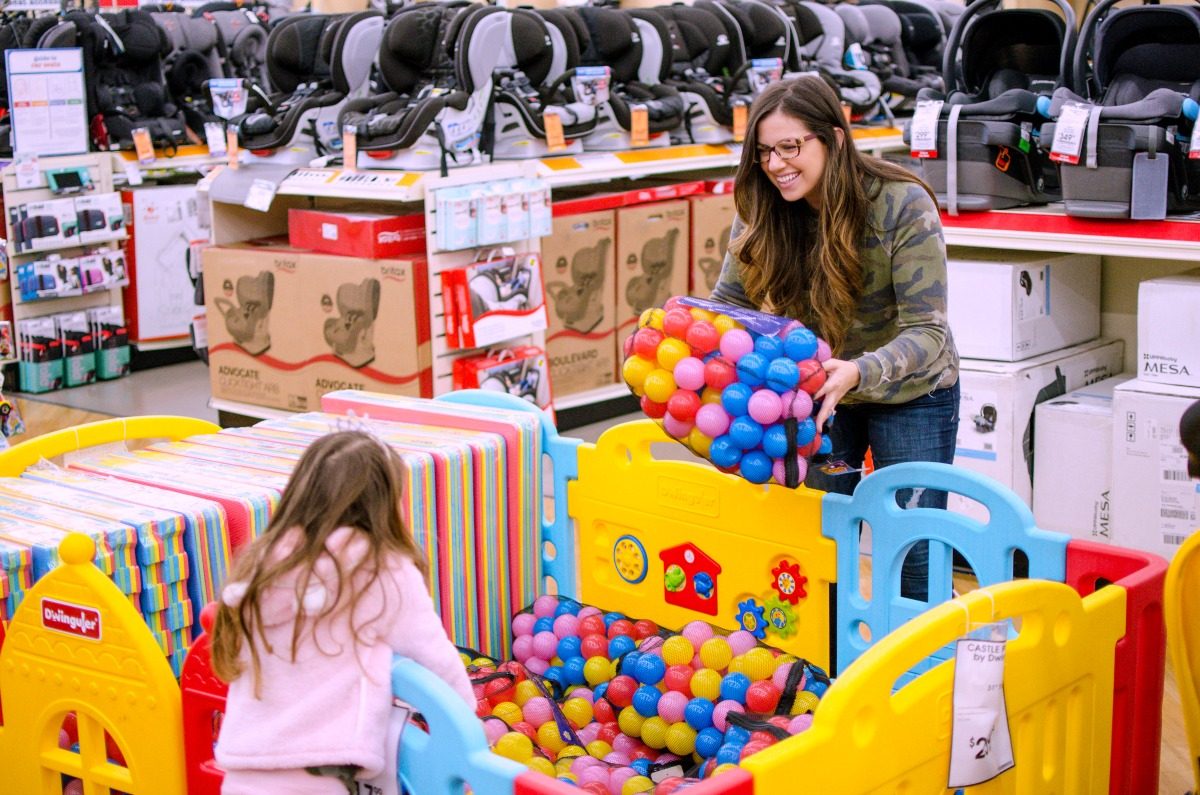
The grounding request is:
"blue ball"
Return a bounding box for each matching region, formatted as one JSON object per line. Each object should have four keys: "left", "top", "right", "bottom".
{"left": 753, "top": 334, "right": 783, "bottom": 359}
{"left": 819, "top": 434, "right": 832, "bottom": 454}
{"left": 728, "top": 416, "right": 764, "bottom": 450}
{"left": 634, "top": 653, "right": 667, "bottom": 685}
{"left": 557, "top": 636, "right": 582, "bottom": 660}
{"left": 720, "top": 672, "right": 752, "bottom": 703}
{"left": 709, "top": 435, "right": 743, "bottom": 469}
{"left": 603, "top": 611, "right": 624, "bottom": 628}
{"left": 736, "top": 351, "right": 768, "bottom": 387}
{"left": 544, "top": 666, "right": 566, "bottom": 688}
{"left": 765, "top": 357, "right": 800, "bottom": 392}
{"left": 796, "top": 417, "right": 817, "bottom": 447}
{"left": 631, "top": 759, "right": 652, "bottom": 776}
{"left": 805, "top": 677, "right": 829, "bottom": 698}
{"left": 608, "top": 635, "right": 636, "bottom": 659}
{"left": 594, "top": 682, "right": 609, "bottom": 701}
{"left": 784, "top": 328, "right": 818, "bottom": 361}
{"left": 715, "top": 743, "right": 743, "bottom": 766}
{"left": 563, "top": 655, "right": 588, "bottom": 686}
{"left": 761, "top": 424, "right": 789, "bottom": 458}
{"left": 740, "top": 451, "right": 773, "bottom": 484}
{"left": 695, "top": 726, "right": 724, "bottom": 758}
{"left": 534, "top": 616, "right": 554, "bottom": 634}
{"left": 633, "top": 684, "right": 663, "bottom": 717}
{"left": 620, "top": 651, "right": 643, "bottom": 677}
{"left": 684, "top": 697, "right": 715, "bottom": 730}
{"left": 724, "top": 725, "right": 751, "bottom": 747}
{"left": 554, "top": 599, "right": 582, "bottom": 617}
{"left": 721, "top": 382, "right": 753, "bottom": 416}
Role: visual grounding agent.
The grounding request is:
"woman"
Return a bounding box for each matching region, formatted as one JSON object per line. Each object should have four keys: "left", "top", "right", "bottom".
{"left": 712, "top": 76, "right": 959, "bottom": 599}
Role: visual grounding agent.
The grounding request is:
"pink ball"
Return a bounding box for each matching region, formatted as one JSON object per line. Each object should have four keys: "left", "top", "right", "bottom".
{"left": 788, "top": 714, "right": 815, "bottom": 734}
{"left": 608, "top": 766, "right": 638, "bottom": 794}
{"left": 816, "top": 339, "right": 832, "bottom": 362}
{"left": 525, "top": 657, "right": 550, "bottom": 675}
{"left": 577, "top": 764, "right": 610, "bottom": 788}
{"left": 718, "top": 329, "right": 754, "bottom": 363}
{"left": 662, "top": 413, "right": 694, "bottom": 439}
{"left": 657, "top": 691, "right": 689, "bottom": 723}
{"left": 772, "top": 456, "right": 809, "bottom": 486}
{"left": 673, "top": 357, "right": 706, "bottom": 391}
{"left": 655, "top": 753, "right": 684, "bottom": 765}
{"left": 554, "top": 614, "right": 581, "bottom": 639}
{"left": 533, "top": 595, "right": 560, "bottom": 618}
{"left": 790, "top": 391, "right": 813, "bottom": 422}
{"left": 577, "top": 723, "right": 602, "bottom": 745}
{"left": 524, "top": 697, "right": 554, "bottom": 726}
{"left": 512, "top": 613, "right": 536, "bottom": 637}
{"left": 63, "top": 781, "right": 83, "bottom": 795}
{"left": 727, "top": 630, "right": 758, "bottom": 655}
{"left": 691, "top": 653, "right": 706, "bottom": 670}
{"left": 694, "top": 403, "right": 731, "bottom": 438}
{"left": 748, "top": 390, "right": 782, "bottom": 425}
{"left": 779, "top": 320, "right": 805, "bottom": 337}
{"left": 778, "top": 389, "right": 796, "bottom": 419}
{"left": 532, "top": 631, "right": 559, "bottom": 659}
{"left": 771, "top": 662, "right": 794, "bottom": 691}
{"left": 578, "top": 606, "right": 603, "bottom": 620}
{"left": 681, "top": 620, "right": 715, "bottom": 647}
{"left": 572, "top": 687, "right": 596, "bottom": 704}
{"left": 603, "top": 751, "right": 631, "bottom": 767}
{"left": 512, "top": 635, "right": 535, "bottom": 663}
{"left": 483, "top": 718, "right": 509, "bottom": 745}
{"left": 612, "top": 733, "right": 641, "bottom": 756}
{"left": 712, "top": 700, "right": 745, "bottom": 732}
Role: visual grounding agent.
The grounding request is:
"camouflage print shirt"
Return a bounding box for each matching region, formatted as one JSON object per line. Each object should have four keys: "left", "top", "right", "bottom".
{"left": 711, "top": 178, "right": 959, "bottom": 405}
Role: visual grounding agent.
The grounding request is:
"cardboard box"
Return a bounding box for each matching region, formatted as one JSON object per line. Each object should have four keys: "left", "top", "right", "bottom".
{"left": 203, "top": 240, "right": 431, "bottom": 412}
{"left": 952, "top": 338, "right": 1124, "bottom": 521}
{"left": 122, "top": 186, "right": 210, "bottom": 344}
{"left": 10, "top": 198, "right": 78, "bottom": 253}
{"left": 1137, "top": 268, "right": 1200, "bottom": 389}
{"left": 1110, "top": 379, "right": 1200, "bottom": 559}
{"left": 616, "top": 200, "right": 689, "bottom": 343}
{"left": 452, "top": 345, "right": 552, "bottom": 410}
{"left": 1032, "top": 375, "right": 1132, "bottom": 542}
{"left": 542, "top": 209, "right": 618, "bottom": 397}
{"left": 440, "top": 253, "right": 547, "bottom": 350}
{"left": 689, "top": 193, "right": 736, "bottom": 296}
{"left": 287, "top": 208, "right": 426, "bottom": 260}
{"left": 74, "top": 192, "right": 124, "bottom": 244}
{"left": 947, "top": 249, "right": 1100, "bottom": 361}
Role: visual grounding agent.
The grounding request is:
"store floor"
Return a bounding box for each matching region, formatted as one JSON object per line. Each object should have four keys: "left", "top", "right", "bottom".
{"left": 4, "top": 366, "right": 1194, "bottom": 793}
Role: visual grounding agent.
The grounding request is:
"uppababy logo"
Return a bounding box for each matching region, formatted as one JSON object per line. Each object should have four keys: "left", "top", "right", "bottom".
{"left": 42, "top": 598, "right": 102, "bottom": 641}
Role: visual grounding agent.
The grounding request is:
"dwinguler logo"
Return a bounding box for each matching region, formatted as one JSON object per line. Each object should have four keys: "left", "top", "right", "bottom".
{"left": 42, "top": 598, "right": 102, "bottom": 641}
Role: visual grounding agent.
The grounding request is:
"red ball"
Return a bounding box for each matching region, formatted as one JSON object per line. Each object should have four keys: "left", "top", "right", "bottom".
{"left": 579, "top": 615, "right": 607, "bottom": 637}
{"left": 662, "top": 308, "right": 694, "bottom": 339}
{"left": 623, "top": 332, "right": 636, "bottom": 359}
{"left": 606, "top": 675, "right": 639, "bottom": 708}
{"left": 745, "top": 681, "right": 781, "bottom": 714}
{"left": 608, "top": 619, "right": 635, "bottom": 639}
{"left": 663, "top": 296, "right": 687, "bottom": 313}
{"left": 630, "top": 745, "right": 656, "bottom": 762}
{"left": 655, "top": 777, "right": 688, "bottom": 794}
{"left": 593, "top": 698, "right": 616, "bottom": 724}
{"left": 664, "top": 664, "right": 694, "bottom": 695}
{"left": 798, "top": 359, "right": 827, "bottom": 395}
{"left": 597, "top": 722, "right": 621, "bottom": 744}
{"left": 633, "top": 620, "right": 659, "bottom": 640}
{"left": 633, "top": 327, "right": 665, "bottom": 360}
{"left": 667, "top": 390, "right": 701, "bottom": 423}
{"left": 703, "top": 357, "right": 737, "bottom": 391}
{"left": 580, "top": 634, "right": 610, "bottom": 660}
{"left": 739, "top": 739, "right": 774, "bottom": 760}
{"left": 640, "top": 395, "right": 668, "bottom": 420}
{"left": 485, "top": 678, "right": 517, "bottom": 705}
{"left": 749, "top": 730, "right": 779, "bottom": 745}
{"left": 512, "top": 721, "right": 538, "bottom": 740}
{"left": 798, "top": 433, "right": 822, "bottom": 458}
{"left": 685, "top": 321, "right": 720, "bottom": 354}
{"left": 581, "top": 783, "right": 609, "bottom": 795}
{"left": 475, "top": 698, "right": 490, "bottom": 718}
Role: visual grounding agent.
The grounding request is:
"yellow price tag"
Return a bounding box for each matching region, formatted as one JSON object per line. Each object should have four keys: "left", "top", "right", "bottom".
{"left": 227, "top": 128, "right": 239, "bottom": 170}
{"left": 543, "top": 111, "right": 567, "bottom": 152}
{"left": 132, "top": 128, "right": 155, "bottom": 165}
{"left": 732, "top": 103, "right": 748, "bottom": 143}
{"left": 630, "top": 105, "right": 649, "bottom": 148}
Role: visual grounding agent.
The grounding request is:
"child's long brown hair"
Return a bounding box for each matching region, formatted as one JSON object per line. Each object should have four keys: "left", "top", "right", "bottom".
{"left": 729, "top": 76, "right": 935, "bottom": 354}
{"left": 210, "top": 430, "right": 426, "bottom": 687}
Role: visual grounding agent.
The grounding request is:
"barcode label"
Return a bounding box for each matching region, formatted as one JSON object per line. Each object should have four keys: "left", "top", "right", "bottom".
{"left": 1163, "top": 470, "right": 1191, "bottom": 482}
{"left": 1164, "top": 533, "right": 1190, "bottom": 546}
{"left": 1160, "top": 509, "right": 1194, "bottom": 520}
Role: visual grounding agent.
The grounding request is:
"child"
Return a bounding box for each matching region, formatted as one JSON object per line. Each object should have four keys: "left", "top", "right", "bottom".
{"left": 211, "top": 430, "right": 474, "bottom": 795}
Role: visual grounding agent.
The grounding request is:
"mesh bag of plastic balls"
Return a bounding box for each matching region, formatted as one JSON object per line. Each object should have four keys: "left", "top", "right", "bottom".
{"left": 621, "top": 296, "right": 833, "bottom": 487}
{"left": 469, "top": 595, "right": 831, "bottom": 792}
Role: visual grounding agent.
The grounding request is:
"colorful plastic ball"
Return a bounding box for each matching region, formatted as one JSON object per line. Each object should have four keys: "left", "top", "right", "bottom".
{"left": 760, "top": 424, "right": 789, "bottom": 458}
{"left": 585, "top": 657, "right": 614, "bottom": 687}
{"left": 689, "top": 305, "right": 716, "bottom": 322}
{"left": 585, "top": 740, "right": 614, "bottom": 760}
{"left": 714, "top": 744, "right": 742, "bottom": 766}
{"left": 622, "top": 356, "right": 655, "bottom": 394}
{"left": 578, "top": 766, "right": 610, "bottom": 790}
{"left": 745, "top": 681, "right": 782, "bottom": 713}
{"left": 513, "top": 635, "right": 535, "bottom": 663}
{"left": 530, "top": 757, "right": 558, "bottom": 778}
{"left": 526, "top": 658, "right": 550, "bottom": 676}
{"left": 663, "top": 664, "right": 693, "bottom": 695}
{"left": 661, "top": 636, "right": 694, "bottom": 666}
{"left": 695, "top": 726, "right": 724, "bottom": 758}
{"left": 765, "top": 357, "right": 800, "bottom": 393}
{"left": 683, "top": 697, "right": 716, "bottom": 731}
{"left": 662, "top": 413, "right": 693, "bottom": 440}
{"left": 643, "top": 369, "right": 677, "bottom": 404}
{"left": 798, "top": 433, "right": 823, "bottom": 458}
{"left": 709, "top": 435, "right": 740, "bottom": 468}
{"left": 638, "top": 307, "right": 665, "bottom": 330}
{"left": 742, "top": 648, "right": 778, "bottom": 681}
{"left": 790, "top": 390, "right": 814, "bottom": 421}
{"left": 816, "top": 338, "right": 832, "bottom": 362}
{"left": 700, "top": 386, "right": 725, "bottom": 406}
{"left": 664, "top": 296, "right": 687, "bottom": 312}
{"left": 778, "top": 319, "right": 805, "bottom": 337}
{"left": 562, "top": 697, "right": 595, "bottom": 729}
{"left": 512, "top": 613, "right": 536, "bottom": 637}
{"left": 667, "top": 390, "right": 702, "bottom": 423}
{"left": 690, "top": 669, "right": 723, "bottom": 702}
{"left": 657, "top": 691, "right": 689, "bottom": 723}
{"left": 686, "top": 321, "right": 720, "bottom": 355}
{"left": 789, "top": 714, "right": 815, "bottom": 734}
{"left": 694, "top": 403, "right": 731, "bottom": 438}
{"left": 538, "top": 720, "right": 568, "bottom": 754}
{"left": 523, "top": 696, "right": 554, "bottom": 727}
{"left": 632, "top": 685, "right": 663, "bottom": 717}
{"left": 727, "top": 630, "right": 759, "bottom": 655}
{"left": 572, "top": 687, "right": 597, "bottom": 704}
{"left": 534, "top": 617, "right": 555, "bottom": 635}
{"left": 753, "top": 334, "right": 783, "bottom": 359}
{"left": 740, "top": 451, "right": 773, "bottom": 484}
{"left": 639, "top": 395, "right": 667, "bottom": 420}
{"left": 613, "top": 734, "right": 641, "bottom": 758}
{"left": 673, "top": 356, "right": 706, "bottom": 391}
{"left": 819, "top": 435, "right": 833, "bottom": 454}
{"left": 629, "top": 758, "right": 652, "bottom": 776}
{"left": 719, "top": 383, "right": 751, "bottom": 417}
{"left": 783, "top": 327, "right": 819, "bottom": 361}
{"left": 514, "top": 680, "right": 541, "bottom": 707}
{"left": 679, "top": 621, "right": 714, "bottom": 647}
{"left": 533, "top": 595, "right": 560, "bottom": 618}
{"left": 719, "top": 328, "right": 754, "bottom": 362}
{"left": 735, "top": 352, "right": 768, "bottom": 387}
{"left": 712, "top": 314, "right": 739, "bottom": 334}
{"left": 619, "top": 652, "right": 642, "bottom": 677}
{"left": 554, "top": 614, "right": 581, "bottom": 639}
{"left": 622, "top": 772, "right": 654, "bottom": 795}
{"left": 609, "top": 635, "right": 637, "bottom": 659}
{"left": 578, "top": 606, "right": 603, "bottom": 620}
{"left": 698, "top": 638, "right": 733, "bottom": 671}
{"left": 724, "top": 725, "right": 751, "bottom": 748}
{"left": 483, "top": 717, "right": 510, "bottom": 745}
{"left": 634, "top": 620, "right": 660, "bottom": 640}
{"left": 687, "top": 428, "right": 713, "bottom": 458}
{"left": 797, "top": 359, "right": 826, "bottom": 395}
{"left": 804, "top": 677, "right": 829, "bottom": 698}
{"left": 607, "top": 618, "right": 635, "bottom": 639}
{"left": 618, "top": 706, "right": 647, "bottom": 737}
{"left": 703, "top": 357, "right": 738, "bottom": 391}
{"left": 563, "top": 656, "right": 588, "bottom": 686}
{"left": 720, "top": 673, "right": 752, "bottom": 704}
{"left": 598, "top": 722, "right": 622, "bottom": 744}
{"left": 640, "top": 716, "right": 670, "bottom": 750}
{"left": 728, "top": 416, "right": 763, "bottom": 449}
{"left": 747, "top": 390, "right": 783, "bottom": 425}
{"left": 633, "top": 327, "right": 665, "bottom": 360}
{"left": 662, "top": 308, "right": 695, "bottom": 339}
{"left": 494, "top": 732, "right": 534, "bottom": 762}
{"left": 740, "top": 739, "right": 774, "bottom": 761}
{"left": 579, "top": 615, "right": 608, "bottom": 637}
{"left": 554, "top": 635, "right": 581, "bottom": 660}
{"left": 594, "top": 698, "right": 616, "bottom": 724}
{"left": 532, "top": 631, "right": 559, "bottom": 660}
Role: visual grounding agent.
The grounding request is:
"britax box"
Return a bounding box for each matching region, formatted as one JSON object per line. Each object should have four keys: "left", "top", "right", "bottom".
{"left": 947, "top": 249, "right": 1100, "bottom": 361}
{"left": 288, "top": 208, "right": 426, "bottom": 260}
{"left": 689, "top": 193, "right": 736, "bottom": 296}
{"left": 616, "top": 200, "right": 689, "bottom": 343}
{"left": 951, "top": 338, "right": 1124, "bottom": 521}
{"left": 543, "top": 209, "right": 617, "bottom": 397}
{"left": 1110, "top": 379, "right": 1200, "bottom": 559}
{"left": 1137, "top": 268, "right": 1200, "bottom": 389}
{"left": 204, "top": 240, "right": 431, "bottom": 411}
{"left": 1032, "top": 375, "right": 1132, "bottom": 542}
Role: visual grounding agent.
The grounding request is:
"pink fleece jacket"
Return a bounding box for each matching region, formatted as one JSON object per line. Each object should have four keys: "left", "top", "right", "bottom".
{"left": 214, "top": 526, "right": 475, "bottom": 778}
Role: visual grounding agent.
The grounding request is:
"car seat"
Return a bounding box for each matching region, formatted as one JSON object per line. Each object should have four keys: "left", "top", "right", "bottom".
{"left": 0, "top": 14, "right": 33, "bottom": 156}
{"left": 792, "top": 0, "right": 885, "bottom": 116}
{"left": 214, "top": 270, "right": 274, "bottom": 356}
{"left": 479, "top": 358, "right": 542, "bottom": 404}
{"left": 906, "top": 0, "right": 1076, "bottom": 214}
{"left": 324, "top": 278, "right": 381, "bottom": 368}
{"left": 232, "top": 11, "right": 383, "bottom": 162}
{"left": 545, "top": 237, "right": 610, "bottom": 335}
{"left": 146, "top": 6, "right": 227, "bottom": 134}
{"left": 861, "top": 0, "right": 947, "bottom": 81}
{"left": 853, "top": 2, "right": 941, "bottom": 111}
{"left": 625, "top": 227, "right": 680, "bottom": 315}
{"left": 194, "top": 3, "right": 271, "bottom": 88}
{"left": 467, "top": 258, "right": 536, "bottom": 317}
{"left": 1040, "top": 0, "right": 1200, "bottom": 218}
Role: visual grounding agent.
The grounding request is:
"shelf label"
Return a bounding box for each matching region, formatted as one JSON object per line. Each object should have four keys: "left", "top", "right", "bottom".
{"left": 14, "top": 154, "right": 40, "bottom": 189}
{"left": 909, "top": 99, "right": 942, "bottom": 158}
{"left": 244, "top": 178, "right": 278, "bottom": 212}
{"left": 132, "top": 127, "right": 156, "bottom": 165}
{"left": 544, "top": 110, "right": 567, "bottom": 152}
{"left": 1049, "top": 102, "right": 1091, "bottom": 165}
{"left": 205, "top": 122, "right": 227, "bottom": 157}
{"left": 630, "top": 105, "right": 649, "bottom": 148}
{"left": 123, "top": 160, "right": 144, "bottom": 187}
{"left": 948, "top": 624, "right": 1014, "bottom": 788}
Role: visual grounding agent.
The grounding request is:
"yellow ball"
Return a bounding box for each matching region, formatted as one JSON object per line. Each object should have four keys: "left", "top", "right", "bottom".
{"left": 662, "top": 635, "right": 695, "bottom": 667}
{"left": 699, "top": 637, "right": 733, "bottom": 671}
{"left": 713, "top": 315, "right": 742, "bottom": 335}
{"left": 640, "top": 716, "right": 670, "bottom": 749}
{"left": 643, "top": 369, "right": 677, "bottom": 404}
{"left": 527, "top": 756, "right": 556, "bottom": 777}
{"left": 742, "top": 647, "right": 778, "bottom": 681}
{"left": 472, "top": 656, "right": 493, "bottom": 667}
{"left": 700, "top": 387, "right": 724, "bottom": 405}
{"left": 640, "top": 307, "right": 665, "bottom": 330}
{"left": 513, "top": 680, "right": 541, "bottom": 707}
{"left": 687, "top": 427, "right": 712, "bottom": 457}
{"left": 656, "top": 338, "right": 691, "bottom": 372}
{"left": 491, "top": 701, "right": 523, "bottom": 725}
{"left": 584, "top": 656, "right": 613, "bottom": 687}
{"left": 494, "top": 732, "right": 534, "bottom": 762}
{"left": 622, "top": 775, "right": 656, "bottom": 794}
{"left": 537, "top": 721, "right": 567, "bottom": 755}
{"left": 727, "top": 655, "right": 745, "bottom": 675}
{"left": 459, "top": 652, "right": 472, "bottom": 666}
{"left": 585, "top": 740, "right": 612, "bottom": 759}
{"left": 622, "top": 355, "right": 655, "bottom": 393}
{"left": 690, "top": 668, "right": 722, "bottom": 701}
{"left": 791, "top": 691, "right": 821, "bottom": 715}
{"left": 551, "top": 657, "right": 564, "bottom": 668}
{"left": 665, "top": 722, "right": 697, "bottom": 756}
{"left": 689, "top": 307, "right": 717, "bottom": 323}
{"left": 561, "top": 697, "right": 594, "bottom": 729}
{"left": 618, "top": 706, "right": 646, "bottom": 737}
{"left": 713, "top": 763, "right": 740, "bottom": 777}
{"left": 556, "top": 745, "right": 586, "bottom": 767}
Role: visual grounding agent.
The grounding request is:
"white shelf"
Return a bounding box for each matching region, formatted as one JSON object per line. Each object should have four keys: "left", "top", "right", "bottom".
{"left": 276, "top": 168, "right": 428, "bottom": 202}
{"left": 10, "top": 231, "right": 127, "bottom": 259}
{"left": 209, "top": 398, "right": 298, "bottom": 422}
{"left": 111, "top": 147, "right": 228, "bottom": 180}
{"left": 133, "top": 338, "right": 192, "bottom": 352}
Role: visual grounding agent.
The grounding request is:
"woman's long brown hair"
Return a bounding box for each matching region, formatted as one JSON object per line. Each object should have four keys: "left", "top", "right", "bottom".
{"left": 730, "top": 76, "right": 935, "bottom": 354}
{"left": 210, "top": 430, "right": 427, "bottom": 689}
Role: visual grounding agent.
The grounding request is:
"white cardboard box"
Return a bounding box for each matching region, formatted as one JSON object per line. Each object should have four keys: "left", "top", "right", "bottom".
{"left": 1110, "top": 379, "right": 1200, "bottom": 559}
{"left": 1137, "top": 269, "right": 1200, "bottom": 389}
{"left": 1032, "top": 375, "right": 1132, "bottom": 542}
{"left": 952, "top": 338, "right": 1124, "bottom": 522}
{"left": 947, "top": 249, "right": 1100, "bottom": 361}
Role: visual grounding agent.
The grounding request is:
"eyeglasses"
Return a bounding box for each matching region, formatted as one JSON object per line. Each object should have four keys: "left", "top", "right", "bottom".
{"left": 755, "top": 133, "right": 819, "bottom": 163}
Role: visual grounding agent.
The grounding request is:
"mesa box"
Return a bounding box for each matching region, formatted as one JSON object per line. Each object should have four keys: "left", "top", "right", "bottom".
{"left": 689, "top": 193, "right": 736, "bottom": 296}
{"left": 288, "top": 208, "right": 426, "bottom": 260}
{"left": 1137, "top": 268, "right": 1200, "bottom": 389}
{"left": 203, "top": 240, "right": 431, "bottom": 411}
{"left": 615, "top": 200, "right": 689, "bottom": 343}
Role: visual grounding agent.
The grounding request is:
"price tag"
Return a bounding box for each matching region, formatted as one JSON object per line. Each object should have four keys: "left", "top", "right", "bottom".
{"left": 571, "top": 66, "right": 611, "bottom": 106}
{"left": 1189, "top": 123, "right": 1200, "bottom": 160}
{"left": 208, "top": 78, "right": 247, "bottom": 120}
{"left": 1049, "top": 102, "right": 1091, "bottom": 165}
{"left": 123, "top": 160, "right": 144, "bottom": 187}
{"left": 732, "top": 103, "right": 748, "bottom": 143}
{"left": 244, "top": 178, "right": 277, "bottom": 213}
{"left": 132, "top": 128, "right": 156, "bottom": 165}
{"left": 948, "top": 624, "right": 1015, "bottom": 788}
{"left": 342, "top": 124, "right": 358, "bottom": 172}
{"left": 909, "top": 99, "right": 942, "bottom": 158}
{"left": 204, "top": 122, "right": 227, "bottom": 156}
{"left": 748, "top": 58, "right": 783, "bottom": 96}
{"left": 227, "top": 128, "right": 240, "bottom": 170}
{"left": 14, "top": 154, "right": 40, "bottom": 189}
{"left": 543, "top": 110, "right": 567, "bottom": 152}
{"left": 630, "top": 105, "right": 649, "bottom": 148}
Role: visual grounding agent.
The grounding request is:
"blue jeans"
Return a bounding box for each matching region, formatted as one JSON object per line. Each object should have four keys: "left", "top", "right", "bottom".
{"left": 805, "top": 380, "right": 961, "bottom": 600}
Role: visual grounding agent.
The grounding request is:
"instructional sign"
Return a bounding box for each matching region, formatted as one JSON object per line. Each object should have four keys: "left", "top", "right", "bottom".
{"left": 6, "top": 48, "right": 89, "bottom": 157}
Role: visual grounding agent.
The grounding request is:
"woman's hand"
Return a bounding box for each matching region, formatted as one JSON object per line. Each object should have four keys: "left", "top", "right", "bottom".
{"left": 814, "top": 358, "right": 860, "bottom": 431}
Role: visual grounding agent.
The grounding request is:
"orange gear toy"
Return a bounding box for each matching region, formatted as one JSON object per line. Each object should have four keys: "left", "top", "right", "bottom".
{"left": 771, "top": 560, "right": 807, "bottom": 604}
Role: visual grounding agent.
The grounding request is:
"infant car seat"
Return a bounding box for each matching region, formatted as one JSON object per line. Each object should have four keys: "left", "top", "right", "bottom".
{"left": 194, "top": 3, "right": 271, "bottom": 88}
{"left": 479, "top": 358, "right": 542, "bottom": 404}
{"left": 546, "top": 237, "right": 610, "bottom": 335}
{"left": 861, "top": 0, "right": 947, "bottom": 86}
{"left": 147, "top": 6, "right": 227, "bottom": 134}
{"left": 215, "top": 270, "right": 273, "bottom": 356}
{"left": 1041, "top": 0, "right": 1200, "bottom": 218}
{"left": 324, "top": 278, "right": 381, "bottom": 368}
{"left": 625, "top": 227, "right": 679, "bottom": 315}
{"left": 233, "top": 11, "right": 383, "bottom": 162}
{"left": 906, "top": 0, "right": 1076, "bottom": 213}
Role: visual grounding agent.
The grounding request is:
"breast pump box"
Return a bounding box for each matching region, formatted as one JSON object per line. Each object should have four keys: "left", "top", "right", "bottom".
{"left": 946, "top": 249, "right": 1100, "bottom": 361}
{"left": 1137, "top": 268, "right": 1200, "bottom": 389}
